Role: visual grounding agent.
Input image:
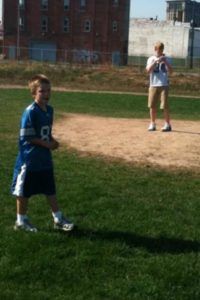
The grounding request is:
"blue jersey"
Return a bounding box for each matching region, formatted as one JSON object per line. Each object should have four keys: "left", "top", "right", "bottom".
{"left": 14, "top": 102, "right": 54, "bottom": 172}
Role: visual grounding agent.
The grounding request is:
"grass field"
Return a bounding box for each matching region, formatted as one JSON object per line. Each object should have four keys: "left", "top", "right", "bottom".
{"left": 0, "top": 62, "right": 200, "bottom": 96}
{"left": 0, "top": 89, "right": 200, "bottom": 300}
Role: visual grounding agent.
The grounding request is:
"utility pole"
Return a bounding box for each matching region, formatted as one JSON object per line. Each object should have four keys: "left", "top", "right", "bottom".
{"left": 17, "top": 0, "right": 20, "bottom": 59}
{"left": 190, "top": 19, "right": 194, "bottom": 69}
{"left": 2, "top": 0, "right": 5, "bottom": 56}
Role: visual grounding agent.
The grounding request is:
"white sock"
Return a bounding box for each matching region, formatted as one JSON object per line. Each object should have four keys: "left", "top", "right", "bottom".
{"left": 52, "top": 211, "right": 62, "bottom": 223}
{"left": 17, "top": 214, "right": 28, "bottom": 225}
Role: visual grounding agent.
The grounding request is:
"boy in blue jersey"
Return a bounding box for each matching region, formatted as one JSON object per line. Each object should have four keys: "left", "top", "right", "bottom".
{"left": 11, "top": 74, "right": 74, "bottom": 232}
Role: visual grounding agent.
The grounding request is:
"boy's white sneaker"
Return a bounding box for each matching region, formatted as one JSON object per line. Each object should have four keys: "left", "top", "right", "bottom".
{"left": 148, "top": 123, "right": 156, "bottom": 131}
{"left": 14, "top": 219, "right": 38, "bottom": 232}
{"left": 54, "top": 216, "right": 74, "bottom": 232}
{"left": 161, "top": 124, "right": 172, "bottom": 132}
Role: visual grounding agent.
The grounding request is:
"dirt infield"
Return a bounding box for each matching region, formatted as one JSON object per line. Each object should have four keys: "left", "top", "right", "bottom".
{"left": 54, "top": 113, "right": 200, "bottom": 171}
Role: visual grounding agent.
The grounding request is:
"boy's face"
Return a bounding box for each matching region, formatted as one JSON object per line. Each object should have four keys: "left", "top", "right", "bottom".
{"left": 155, "top": 46, "right": 164, "bottom": 57}
{"left": 34, "top": 83, "right": 51, "bottom": 108}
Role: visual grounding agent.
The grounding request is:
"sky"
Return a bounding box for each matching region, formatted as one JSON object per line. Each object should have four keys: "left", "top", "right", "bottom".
{"left": 130, "top": 0, "right": 166, "bottom": 20}
{"left": 130, "top": 0, "right": 200, "bottom": 20}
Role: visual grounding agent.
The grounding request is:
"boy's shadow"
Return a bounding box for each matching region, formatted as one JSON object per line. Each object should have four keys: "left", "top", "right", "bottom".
{"left": 66, "top": 227, "right": 200, "bottom": 254}
{"left": 173, "top": 130, "right": 200, "bottom": 135}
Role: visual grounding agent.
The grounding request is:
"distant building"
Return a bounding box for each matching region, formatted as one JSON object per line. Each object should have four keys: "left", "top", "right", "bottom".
{"left": 1, "top": 0, "right": 130, "bottom": 64}
{"left": 128, "top": 18, "right": 200, "bottom": 59}
{"left": 166, "top": 0, "right": 200, "bottom": 27}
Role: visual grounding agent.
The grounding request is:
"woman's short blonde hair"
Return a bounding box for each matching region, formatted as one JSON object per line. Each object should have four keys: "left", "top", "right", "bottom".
{"left": 28, "top": 74, "right": 51, "bottom": 96}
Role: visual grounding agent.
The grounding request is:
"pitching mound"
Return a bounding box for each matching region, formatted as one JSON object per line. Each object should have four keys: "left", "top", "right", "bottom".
{"left": 54, "top": 113, "right": 200, "bottom": 171}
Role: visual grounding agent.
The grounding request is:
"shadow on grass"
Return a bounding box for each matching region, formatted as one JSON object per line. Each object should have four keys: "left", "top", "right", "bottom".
{"left": 67, "top": 227, "right": 200, "bottom": 254}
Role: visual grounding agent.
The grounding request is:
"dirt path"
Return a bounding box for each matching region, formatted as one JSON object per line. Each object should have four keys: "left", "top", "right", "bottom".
{"left": 54, "top": 113, "right": 200, "bottom": 171}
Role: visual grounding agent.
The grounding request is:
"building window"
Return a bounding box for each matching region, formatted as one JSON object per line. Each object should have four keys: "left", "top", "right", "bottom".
{"left": 80, "top": 0, "right": 86, "bottom": 9}
{"left": 112, "top": 0, "right": 119, "bottom": 6}
{"left": 41, "top": 16, "right": 48, "bottom": 32}
{"left": 63, "top": 17, "right": 69, "bottom": 32}
{"left": 19, "top": 0, "right": 25, "bottom": 9}
{"left": 64, "top": 0, "right": 70, "bottom": 10}
{"left": 19, "top": 16, "right": 25, "bottom": 31}
{"left": 41, "top": 0, "right": 48, "bottom": 10}
{"left": 112, "top": 21, "right": 118, "bottom": 32}
{"left": 169, "top": 2, "right": 182, "bottom": 10}
{"left": 84, "top": 19, "right": 91, "bottom": 32}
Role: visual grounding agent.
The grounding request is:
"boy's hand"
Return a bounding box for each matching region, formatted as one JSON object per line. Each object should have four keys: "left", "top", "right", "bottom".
{"left": 29, "top": 137, "right": 59, "bottom": 150}
{"left": 155, "top": 56, "right": 165, "bottom": 63}
{"left": 49, "top": 139, "right": 59, "bottom": 150}
{"left": 160, "top": 56, "right": 166, "bottom": 63}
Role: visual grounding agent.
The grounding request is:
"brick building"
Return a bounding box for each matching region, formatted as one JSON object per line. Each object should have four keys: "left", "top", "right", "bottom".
{"left": 2, "top": 0, "right": 130, "bottom": 64}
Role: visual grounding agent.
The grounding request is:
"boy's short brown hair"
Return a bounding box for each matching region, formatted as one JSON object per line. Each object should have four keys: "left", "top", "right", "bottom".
{"left": 28, "top": 74, "right": 51, "bottom": 96}
{"left": 154, "top": 41, "right": 164, "bottom": 51}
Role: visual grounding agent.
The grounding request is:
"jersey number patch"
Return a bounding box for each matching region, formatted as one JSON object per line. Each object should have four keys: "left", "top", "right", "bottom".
{"left": 40, "top": 126, "right": 50, "bottom": 141}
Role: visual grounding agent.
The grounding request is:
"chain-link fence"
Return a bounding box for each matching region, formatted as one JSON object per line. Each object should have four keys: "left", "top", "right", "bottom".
{"left": 128, "top": 55, "right": 200, "bottom": 72}
{"left": 0, "top": 45, "right": 200, "bottom": 71}
{"left": 0, "top": 45, "right": 129, "bottom": 66}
